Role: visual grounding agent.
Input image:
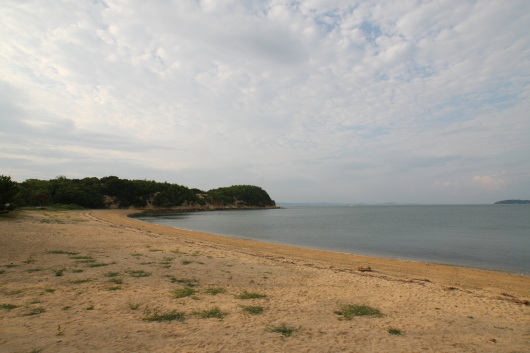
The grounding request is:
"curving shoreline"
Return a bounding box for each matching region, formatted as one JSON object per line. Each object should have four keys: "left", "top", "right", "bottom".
{"left": 1, "top": 209, "right": 529, "bottom": 352}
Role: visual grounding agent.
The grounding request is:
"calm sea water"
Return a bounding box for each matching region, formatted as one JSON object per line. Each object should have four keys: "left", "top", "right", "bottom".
{"left": 131, "top": 205, "right": 530, "bottom": 275}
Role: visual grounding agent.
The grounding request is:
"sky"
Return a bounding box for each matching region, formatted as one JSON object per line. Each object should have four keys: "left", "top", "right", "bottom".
{"left": 1, "top": 0, "right": 529, "bottom": 204}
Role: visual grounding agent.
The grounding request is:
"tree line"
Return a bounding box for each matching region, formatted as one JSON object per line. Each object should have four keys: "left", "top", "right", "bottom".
{"left": 0, "top": 175, "right": 276, "bottom": 211}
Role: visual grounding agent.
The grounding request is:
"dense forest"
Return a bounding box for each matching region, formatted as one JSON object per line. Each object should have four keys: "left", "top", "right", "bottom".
{"left": 0, "top": 175, "right": 276, "bottom": 211}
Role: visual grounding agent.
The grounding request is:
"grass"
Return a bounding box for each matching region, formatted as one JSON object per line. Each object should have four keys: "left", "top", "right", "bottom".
{"left": 235, "top": 291, "right": 267, "bottom": 299}
{"left": 267, "top": 323, "right": 299, "bottom": 337}
{"left": 241, "top": 305, "right": 264, "bottom": 315}
{"left": 54, "top": 269, "right": 66, "bottom": 276}
{"left": 108, "top": 277, "right": 123, "bottom": 284}
{"left": 88, "top": 262, "right": 113, "bottom": 268}
{"left": 1, "top": 303, "right": 18, "bottom": 310}
{"left": 86, "top": 305, "right": 94, "bottom": 310}
{"left": 128, "top": 300, "right": 143, "bottom": 310}
{"left": 127, "top": 270, "right": 151, "bottom": 277}
{"left": 26, "top": 268, "right": 43, "bottom": 273}
{"left": 104, "top": 271, "right": 120, "bottom": 277}
{"left": 388, "top": 327, "right": 404, "bottom": 335}
{"left": 148, "top": 248, "right": 163, "bottom": 252}
{"left": 204, "top": 287, "right": 227, "bottom": 296}
{"left": 193, "top": 307, "right": 228, "bottom": 319}
{"left": 70, "top": 255, "right": 92, "bottom": 260}
{"left": 171, "top": 287, "right": 196, "bottom": 298}
{"left": 71, "top": 269, "right": 84, "bottom": 273}
{"left": 26, "top": 307, "right": 46, "bottom": 316}
{"left": 334, "top": 304, "right": 384, "bottom": 320}
{"left": 143, "top": 307, "right": 186, "bottom": 322}
{"left": 181, "top": 260, "right": 192, "bottom": 265}
{"left": 107, "top": 286, "right": 122, "bottom": 291}
{"left": 0, "top": 270, "right": 4, "bottom": 275}
{"left": 48, "top": 250, "right": 79, "bottom": 255}
{"left": 70, "top": 278, "right": 92, "bottom": 284}
{"left": 167, "top": 277, "right": 198, "bottom": 287}
{"left": 43, "top": 288, "right": 55, "bottom": 293}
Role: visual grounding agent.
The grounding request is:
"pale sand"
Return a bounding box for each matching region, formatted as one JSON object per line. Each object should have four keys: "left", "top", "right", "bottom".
{"left": 0, "top": 209, "right": 528, "bottom": 353}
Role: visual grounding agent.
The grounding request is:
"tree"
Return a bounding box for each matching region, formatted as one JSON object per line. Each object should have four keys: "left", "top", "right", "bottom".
{"left": 0, "top": 175, "right": 18, "bottom": 212}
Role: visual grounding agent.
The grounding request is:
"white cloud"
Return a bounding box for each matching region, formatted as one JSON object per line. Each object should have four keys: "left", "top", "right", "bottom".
{"left": 1, "top": 0, "right": 529, "bottom": 203}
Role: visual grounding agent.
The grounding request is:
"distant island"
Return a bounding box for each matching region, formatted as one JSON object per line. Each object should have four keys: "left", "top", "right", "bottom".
{"left": 494, "top": 200, "right": 530, "bottom": 204}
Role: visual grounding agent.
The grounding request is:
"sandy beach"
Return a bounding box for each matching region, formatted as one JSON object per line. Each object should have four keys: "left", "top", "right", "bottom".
{"left": 1, "top": 209, "right": 529, "bottom": 353}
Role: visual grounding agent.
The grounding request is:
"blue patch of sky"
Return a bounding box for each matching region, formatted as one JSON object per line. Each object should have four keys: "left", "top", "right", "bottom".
{"left": 314, "top": 11, "right": 342, "bottom": 32}
{"left": 360, "top": 21, "right": 382, "bottom": 43}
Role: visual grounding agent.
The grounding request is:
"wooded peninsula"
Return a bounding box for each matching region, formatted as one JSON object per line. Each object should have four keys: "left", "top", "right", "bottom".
{"left": 0, "top": 175, "right": 276, "bottom": 211}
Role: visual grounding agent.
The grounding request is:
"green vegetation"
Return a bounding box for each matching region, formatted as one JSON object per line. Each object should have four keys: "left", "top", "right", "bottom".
{"left": 0, "top": 175, "right": 17, "bottom": 212}
{"left": 168, "top": 277, "right": 198, "bottom": 287}
{"left": 171, "top": 287, "right": 196, "bottom": 298}
{"left": 204, "top": 287, "right": 227, "bottom": 296}
{"left": 235, "top": 291, "right": 267, "bottom": 299}
{"left": 334, "top": 304, "right": 384, "bottom": 320}
{"left": 193, "top": 307, "right": 228, "bottom": 319}
{"left": 241, "top": 305, "right": 264, "bottom": 315}
{"left": 104, "top": 271, "right": 120, "bottom": 277}
{"left": 54, "top": 269, "right": 66, "bottom": 277}
{"left": 127, "top": 270, "right": 151, "bottom": 277}
{"left": 1, "top": 303, "right": 18, "bottom": 310}
{"left": 4, "top": 174, "right": 275, "bottom": 210}
{"left": 48, "top": 250, "right": 79, "bottom": 255}
{"left": 143, "top": 307, "right": 186, "bottom": 322}
{"left": 128, "top": 300, "right": 143, "bottom": 310}
{"left": 388, "top": 327, "right": 404, "bottom": 335}
{"left": 267, "top": 324, "right": 299, "bottom": 337}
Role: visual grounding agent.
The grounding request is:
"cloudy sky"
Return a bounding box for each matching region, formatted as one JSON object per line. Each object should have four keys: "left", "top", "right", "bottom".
{"left": 1, "top": 0, "right": 529, "bottom": 204}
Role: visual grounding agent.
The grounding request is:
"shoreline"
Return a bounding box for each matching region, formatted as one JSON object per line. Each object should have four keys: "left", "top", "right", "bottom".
{"left": 128, "top": 211, "right": 530, "bottom": 279}
{"left": 1, "top": 209, "right": 529, "bottom": 352}
{"left": 106, "top": 209, "right": 530, "bottom": 298}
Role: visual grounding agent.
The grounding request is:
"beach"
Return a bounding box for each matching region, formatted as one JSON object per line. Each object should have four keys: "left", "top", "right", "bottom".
{"left": 1, "top": 209, "right": 529, "bottom": 352}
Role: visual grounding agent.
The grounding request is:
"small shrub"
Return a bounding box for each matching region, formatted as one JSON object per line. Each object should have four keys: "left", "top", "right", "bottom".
{"left": 205, "top": 287, "right": 227, "bottom": 296}
{"left": 128, "top": 300, "right": 143, "bottom": 310}
{"left": 388, "top": 327, "right": 404, "bottom": 335}
{"left": 143, "top": 307, "right": 185, "bottom": 322}
{"left": 171, "top": 287, "right": 196, "bottom": 298}
{"left": 107, "top": 286, "right": 122, "bottom": 291}
{"left": 54, "top": 269, "right": 65, "bottom": 277}
{"left": 43, "top": 288, "right": 55, "bottom": 293}
{"left": 104, "top": 271, "right": 120, "bottom": 277}
{"left": 71, "top": 269, "right": 84, "bottom": 273}
{"left": 48, "top": 250, "right": 78, "bottom": 255}
{"left": 241, "top": 305, "right": 264, "bottom": 315}
{"left": 1, "top": 303, "right": 18, "bottom": 310}
{"left": 236, "top": 291, "right": 267, "bottom": 299}
{"left": 86, "top": 305, "right": 94, "bottom": 310}
{"left": 181, "top": 260, "right": 192, "bottom": 265}
{"left": 148, "top": 249, "right": 163, "bottom": 252}
{"left": 71, "top": 278, "right": 92, "bottom": 284}
{"left": 267, "top": 323, "right": 299, "bottom": 337}
{"left": 0, "top": 270, "right": 4, "bottom": 275}
{"left": 334, "top": 304, "right": 384, "bottom": 320}
{"left": 88, "top": 262, "right": 113, "bottom": 268}
{"left": 167, "top": 277, "right": 198, "bottom": 287}
{"left": 109, "top": 278, "right": 122, "bottom": 284}
{"left": 128, "top": 270, "right": 151, "bottom": 277}
{"left": 193, "top": 306, "right": 228, "bottom": 319}
{"left": 26, "top": 268, "right": 43, "bottom": 273}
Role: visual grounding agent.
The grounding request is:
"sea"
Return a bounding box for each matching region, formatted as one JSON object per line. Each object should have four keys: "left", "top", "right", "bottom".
{"left": 130, "top": 205, "right": 530, "bottom": 276}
